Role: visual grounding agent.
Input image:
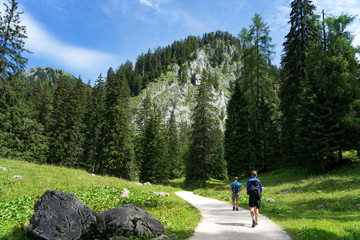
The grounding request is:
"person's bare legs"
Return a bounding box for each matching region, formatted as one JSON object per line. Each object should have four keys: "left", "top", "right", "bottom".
{"left": 250, "top": 207, "right": 258, "bottom": 227}
{"left": 254, "top": 207, "right": 259, "bottom": 224}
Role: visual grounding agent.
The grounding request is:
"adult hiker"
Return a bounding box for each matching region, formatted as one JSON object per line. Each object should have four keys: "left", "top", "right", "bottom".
{"left": 247, "top": 171, "right": 262, "bottom": 228}
{"left": 229, "top": 177, "right": 244, "bottom": 211}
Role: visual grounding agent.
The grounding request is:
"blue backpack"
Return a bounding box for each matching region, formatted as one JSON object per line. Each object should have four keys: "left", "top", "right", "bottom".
{"left": 233, "top": 182, "right": 240, "bottom": 193}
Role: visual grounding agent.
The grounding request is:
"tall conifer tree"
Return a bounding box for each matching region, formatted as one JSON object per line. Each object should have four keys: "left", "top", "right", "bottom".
{"left": 280, "top": 0, "right": 320, "bottom": 163}
{"left": 185, "top": 71, "right": 220, "bottom": 187}
{"left": 297, "top": 14, "right": 359, "bottom": 170}
{"left": 0, "top": 0, "right": 29, "bottom": 78}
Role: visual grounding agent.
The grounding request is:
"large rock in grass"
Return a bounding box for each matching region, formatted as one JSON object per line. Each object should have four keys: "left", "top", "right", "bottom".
{"left": 28, "top": 190, "right": 96, "bottom": 240}
{"left": 96, "top": 204, "right": 165, "bottom": 238}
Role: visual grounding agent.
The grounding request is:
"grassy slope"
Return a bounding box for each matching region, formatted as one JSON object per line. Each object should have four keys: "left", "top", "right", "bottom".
{"left": 0, "top": 158, "right": 200, "bottom": 240}
{"left": 193, "top": 162, "right": 360, "bottom": 240}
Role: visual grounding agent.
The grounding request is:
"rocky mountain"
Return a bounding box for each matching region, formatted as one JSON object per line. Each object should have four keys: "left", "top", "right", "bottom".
{"left": 24, "top": 67, "right": 78, "bottom": 86}
{"left": 130, "top": 42, "right": 241, "bottom": 132}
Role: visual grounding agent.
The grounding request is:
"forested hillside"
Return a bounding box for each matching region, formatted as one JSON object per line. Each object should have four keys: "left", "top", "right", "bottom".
{"left": 1, "top": 0, "right": 359, "bottom": 188}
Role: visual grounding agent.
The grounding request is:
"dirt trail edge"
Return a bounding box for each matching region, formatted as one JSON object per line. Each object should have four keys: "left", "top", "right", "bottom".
{"left": 176, "top": 191, "right": 291, "bottom": 240}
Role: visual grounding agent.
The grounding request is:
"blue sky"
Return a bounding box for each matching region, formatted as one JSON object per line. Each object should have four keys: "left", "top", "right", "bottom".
{"left": 2, "top": 0, "right": 360, "bottom": 84}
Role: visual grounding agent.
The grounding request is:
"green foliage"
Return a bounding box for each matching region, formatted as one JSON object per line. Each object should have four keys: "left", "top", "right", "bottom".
{"left": 193, "top": 163, "right": 360, "bottom": 240}
{"left": 226, "top": 13, "right": 280, "bottom": 175}
{"left": 0, "top": 158, "right": 200, "bottom": 240}
{"left": 0, "top": 0, "right": 29, "bottom": 78}
{"left": 279, "top": 0, "right": 321, "bottom": 163}
{"left": 100, "top": 70, "right": 134, "bottom": 179}
{"left": 296, "top": 14, "right": 360, "bottom": 171}
{"left": 185, "top": 71, "right": 225, "bottom": 187}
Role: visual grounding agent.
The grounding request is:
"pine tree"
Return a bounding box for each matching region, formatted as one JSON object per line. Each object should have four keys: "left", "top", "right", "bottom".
{"left": 47, "top": 71, "right": 72, "bottom": 165}
{"left": 233, "top": 13, "right": 280, "bottom": 173}
{"left": 185, "top": 71, "right": 220, "bottom": 187}
{"left": 140, "top": 106, "right": 170, "bottom": 184}
{"left": 0, "top": 0, "right": 29, "bottom": 79}
{"left": 83, "top": 74, "right": 105, "bottom": 172}
{"left": 67, "top": 78, "right": 87, "bottom": 167}
{"left": 279, "top": 0, "right": 321, "bottom": 163}
{"left": 100, "top": 70, "right": 133, "bottom": 179}
{"left": 297, "top": 14, "right": 359, "bottom": 170}
{"left": 168, "top": 108, "right": 181, "bottom": 178}
{"left": 224, "top": 80, "right": 251, "bottom": 177}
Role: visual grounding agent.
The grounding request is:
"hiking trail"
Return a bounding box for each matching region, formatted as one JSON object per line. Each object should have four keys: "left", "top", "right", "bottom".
{"left": 176, "top": 191, "right": 291, "bottom": 240}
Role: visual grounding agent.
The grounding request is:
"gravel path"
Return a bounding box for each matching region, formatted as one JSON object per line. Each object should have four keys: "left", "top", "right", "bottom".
{"left": 176, "top": 191, "right": 291, "bottom": 240}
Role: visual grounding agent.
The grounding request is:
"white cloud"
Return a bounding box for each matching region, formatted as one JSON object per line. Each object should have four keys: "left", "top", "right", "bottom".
{"left": 21, "top": 13, "right": 119, "bottom": 80}
{"left": 138, "top": 0, "right": 171, "bottom": 10}
{"left": 139, "top": 0, "right": 153, "bottom": 8}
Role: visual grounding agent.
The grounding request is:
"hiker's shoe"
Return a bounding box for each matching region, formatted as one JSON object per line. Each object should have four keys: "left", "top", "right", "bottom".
{"left": 233, "top": 207, "right": 235, "bottom": 211}
{"left": 252, "top": 220, "right": 256, "bottom": 228}
{"left": 236, "top": 208, "right": 239, "bottom": 211}
{"left": 255, "top": 220, "right": 258, "bottom": 225}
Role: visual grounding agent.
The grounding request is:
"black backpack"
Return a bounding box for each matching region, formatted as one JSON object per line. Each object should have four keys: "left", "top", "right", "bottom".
{"left": 247, "top": 180, "right": 261, "bottom": 197}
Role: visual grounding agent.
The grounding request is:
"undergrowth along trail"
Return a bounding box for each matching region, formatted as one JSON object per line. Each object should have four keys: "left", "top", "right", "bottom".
{"left": 0, "top": 158, "right": 200, "bottom": 240}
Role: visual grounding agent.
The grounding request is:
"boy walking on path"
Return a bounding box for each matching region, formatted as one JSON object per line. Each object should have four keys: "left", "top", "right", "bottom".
{"left": 247, "top": 171, "right": 262, "bottom": 228}
{"left": 229, "top": 177, "right": 244, "bottom": 211}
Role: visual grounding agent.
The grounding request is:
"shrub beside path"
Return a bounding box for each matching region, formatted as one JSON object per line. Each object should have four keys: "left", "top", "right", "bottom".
{"left": 176, "top": 191, "right": 291, "bottom": 240}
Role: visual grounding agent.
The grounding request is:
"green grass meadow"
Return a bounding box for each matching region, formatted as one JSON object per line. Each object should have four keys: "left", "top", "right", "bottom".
{"left": 193, "top": 162, "right": 360, "bottom": 240}
{"left": 1, "top": 157, "right": 360, "bottom": 240}
{"left": 0, "top": 158, "right": 200, "bottom": 240}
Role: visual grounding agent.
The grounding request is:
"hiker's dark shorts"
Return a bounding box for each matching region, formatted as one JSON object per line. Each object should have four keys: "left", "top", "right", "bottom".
{"left": 249, "top": 194, "right": 261, "bottom": 209}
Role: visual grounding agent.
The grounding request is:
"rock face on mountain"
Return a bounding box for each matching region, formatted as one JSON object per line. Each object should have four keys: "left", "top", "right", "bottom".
{"left": 28, "top": 190, "right": 96, "bottom": 240}
{"left": 24, "top": 66, "right": 78, "bottom": 85}
{"left": 130, "top": 44, "right": 241, "bottom": 132}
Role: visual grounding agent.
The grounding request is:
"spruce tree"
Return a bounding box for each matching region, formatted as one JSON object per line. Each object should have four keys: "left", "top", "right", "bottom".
{"left": 47, "top": 71, "right": 72, "bottom": 165}
{"left": 279, "top": 0, "right": 320, "bottom": 163}
{"left": 140, "top": 104, "right": 170, "bottom": 184}
{"left": 232, "top": 13, "right": 280, "bottom": 173}
{"left": 67, "top": 78, "right": 87, "bottom": 167}
{"left": 224, "top": 80, "right": 250, "bottom": 177}
{"left": 297, "top": 14, "right": 359, "bottom": 170}
{"left": 83, "top": 74, "right": 105, "bottom": 172}
{"left": 185, "top": 71, "right": 220, "bottom": 187}
{"left": 101, "top": 70, "right": 133, "bottom": 179}
{"left": 168, "top": 108, "right": 181, "bottom": 178}
{"left": 0, "top": 0, "right": 29, "bottom": 78}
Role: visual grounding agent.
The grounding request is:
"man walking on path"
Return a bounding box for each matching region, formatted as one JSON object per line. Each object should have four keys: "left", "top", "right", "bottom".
{"left": 247, "top": 171, "right": 262, "bottom": 228}
{"left": 229, "top": 177, "right": 244, "bottom": 211}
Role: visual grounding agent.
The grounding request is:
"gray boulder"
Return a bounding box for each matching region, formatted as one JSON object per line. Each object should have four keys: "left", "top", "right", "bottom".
{"left": 28, "top": 190, "right": 96, "bottom": 240}
{"left": 316, "top": 204, "right": 325, "bottom": 209}
{"left": 96, "top": 204, "right": 165, "bottom": 238}
{"left": 266, "top": 198, "right": 275, "bottom": 203}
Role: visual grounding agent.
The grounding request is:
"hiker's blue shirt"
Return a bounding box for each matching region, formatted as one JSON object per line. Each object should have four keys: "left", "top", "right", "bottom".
{"left": 230, "top": 181, "right": 243, "bottom": 190}
{"left": 246, "top": 177, "right": 263, "bottom": 193}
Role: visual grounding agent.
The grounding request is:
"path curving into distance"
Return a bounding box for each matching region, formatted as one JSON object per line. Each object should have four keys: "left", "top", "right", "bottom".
{"left": 176, "top": 191, "right": 291, "bottom": 240}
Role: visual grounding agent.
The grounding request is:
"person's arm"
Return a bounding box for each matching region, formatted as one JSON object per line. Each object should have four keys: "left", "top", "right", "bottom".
{"left": 229, "top": 182, "right": 233, "bottom": 191}
{"left": 260, "top": 181, "right": 263, "bottom": 193}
